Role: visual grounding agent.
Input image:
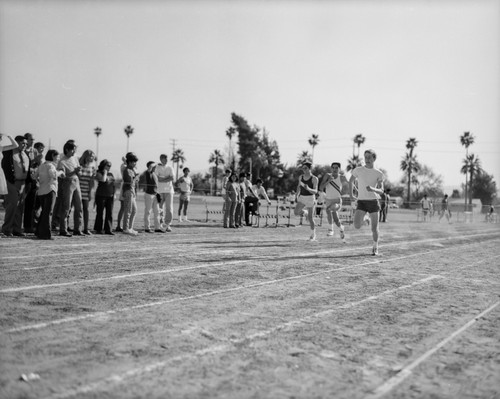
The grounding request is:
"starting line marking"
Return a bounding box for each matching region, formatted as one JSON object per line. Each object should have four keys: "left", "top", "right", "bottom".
{"left": 366, "top": 300, "right": 500, "bottom": 399}
{"left": 47, "top": 275, "right": 444, "bottom": 399}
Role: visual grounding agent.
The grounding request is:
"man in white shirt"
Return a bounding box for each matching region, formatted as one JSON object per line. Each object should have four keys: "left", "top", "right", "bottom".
{"left": 349, "top": 149, "right": 384, "bottom": 255}
{"left": 420, "top": 194, "right": 431, "bottom": 222}
{"left": 156, "top": 154, "right": 174, "bottom": 232}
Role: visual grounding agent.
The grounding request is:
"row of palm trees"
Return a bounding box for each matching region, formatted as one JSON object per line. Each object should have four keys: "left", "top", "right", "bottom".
{"left": 95, "top": 126, "right": 482, "bottom": 205}
{"left": 298, "top": 132, "right": 481, "bottom": 207}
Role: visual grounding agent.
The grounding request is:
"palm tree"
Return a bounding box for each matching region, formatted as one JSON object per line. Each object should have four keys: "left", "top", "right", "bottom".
{"left": 346, "top": 155, "right": 362, "bottom": 172}
{"left": 124, "top": 125, "right": 134, "bottom": 153}
{"left": 308, "top": 134, "right": 320, "bottom": 163}
{"left": 94, "top": 127, "right": 102, "bottom": 160}
{"left": 209, "top": 149, "right": 225, "bottom": 195}
{"left": 225, "top": 127, "right": 237, "bottom": 171}
{"left": 461, "top": 153, "right": 481, "bottom": 208}
{"left": 400, "top": 140, "right": 419, "bottom": 206}
{"left": 353, "top": 134, "right": 366, "bottom": 157}
{"left": 460, "top": 131, "right": 475, "bottom": 210}
{"left": 171, "top": 148, "right": 186, "bottom": 180}
{"left": 296, "top": 150, "right": 312, "bottom": 166}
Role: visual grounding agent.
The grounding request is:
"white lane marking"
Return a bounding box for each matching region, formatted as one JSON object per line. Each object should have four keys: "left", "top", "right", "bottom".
{"left": 1, "top": 230, "right": 499, "bottom": 261}
{"left": 3, "top": 250, "right": 443, "bottom": 334}
{"left": 0, "top": 260, "right": 251, "bottom": 293}
{"left": 47, "top": 275, "right": 443, "bottom": 399}
{"left": 366, "top": 301, "right": 500, "bottom": 399}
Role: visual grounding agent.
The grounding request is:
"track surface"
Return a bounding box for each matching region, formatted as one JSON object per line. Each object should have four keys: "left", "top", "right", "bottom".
{"left": 1, "top": 212, "right": 499, "bottom": 399}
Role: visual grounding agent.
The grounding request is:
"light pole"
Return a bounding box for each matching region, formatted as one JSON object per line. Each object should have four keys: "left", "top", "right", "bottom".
{"left": 124, "top": 125, "right": 134, "bottom": 153}
{"left": 94, "top": 127, "right": 102, "bottom": 160}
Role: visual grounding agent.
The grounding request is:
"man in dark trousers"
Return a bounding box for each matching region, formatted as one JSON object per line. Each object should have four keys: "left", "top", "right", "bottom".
{"left": 1, "top": 135, "right": 31, "bottom": 236}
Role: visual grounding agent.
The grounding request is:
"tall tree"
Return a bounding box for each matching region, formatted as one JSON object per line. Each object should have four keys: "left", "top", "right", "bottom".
{"left": 460, "top": 131, "right": 475, "bottom": 209}
{"left": 209, "top": 149, "right": 225, "bottom": 194}
{"left": 225, "top": 126, "right": 237, "bottom": 171}
{"left": 401, "top": 138, "right": 419, "bottom": 206}
{"left": 297, "top": 151, "right": 312, "bottom": 166}
{"left": 411, "top": 164, "right": 444, "bottom": 199}
{"left": 353, "top": 134, "right": 366, "bottom": 157}
{"left": 400, "top": 154, "right": 419, "bottom": 205}
{"left": 171, "top": 148, "right": 186, "bottom": 180}
{"left": 461, "top": 153, "right": 482, "bottom": 206}
{"left": 470, "top": 170, "right": 497, "bottom": 208}
{"left": 124, "top": 125, "right": 134, "bottom": 153}
{"left": 230, "top": 113, "right": 281, "bottom": 181}
{"left": 346, "top": 155, "right": 362, "bottom": 172}
{"left": 308, "top": 134, "right": 320, "bottom": 163}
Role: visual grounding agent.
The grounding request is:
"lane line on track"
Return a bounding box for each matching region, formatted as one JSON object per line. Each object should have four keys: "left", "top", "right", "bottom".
{"left": 366, "top": 300, "right": 500, "bottom": 399}
{"left": 46, "top": 275, "right": 444, "bottom": 399}
{"left": 2, "top": 234, "right": 496, "bottom": 292}
{"left": 0, "top": 260, "right": 251, "bottom": 293}
{"left": 1, "top": 230, "right": 499, "bottom": 261}
{"left": 3, "top": 249, "right": 448, "bottom": 334}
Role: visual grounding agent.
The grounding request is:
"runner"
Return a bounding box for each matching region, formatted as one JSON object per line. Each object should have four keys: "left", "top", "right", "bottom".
{"left": 294, "top": 162, "right": 318, "bottom": 241}
{"left": 348, "top": 149, "right": 384, "bottom": 255}
{"left": 319, "top": 162, "right": 348, "bottom": 242}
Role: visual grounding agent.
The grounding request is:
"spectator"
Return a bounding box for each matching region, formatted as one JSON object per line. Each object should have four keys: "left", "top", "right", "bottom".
{"left": 177, "top": 167, "right": 194, "bottom": 222}
{"left": 22, "top": 133, "right": 38, "bottom": 233}
{"left": 34, "top": 150, "right": 65, "bottom": 240}
{"left": 114, "top": 156, "right": 127, "bottom": 232}
{"left": 223, "top": 172, "right": 240, "bottom": 228}
{"left": 243, "top": 173, "right": 259, "bottom": 226}
{"left": 1, "top": 135, "right": 30, "bottom": 236}
{"left": 156, "top": 154, "right": 174, "bottom": 232}
{"left": 0, "top": 134, "right": 18, "bottom": 199}
{"left": 142, "top": 161, "right": 164, "bottom": 233}
{"left": 93, "top": 159, "right": 115, "bottom": 235}
{"left": 122, "top": 152, "right": 140, "bottom": 236}
{"left": 79, "top": 150, "right": 96, "bottom": 235}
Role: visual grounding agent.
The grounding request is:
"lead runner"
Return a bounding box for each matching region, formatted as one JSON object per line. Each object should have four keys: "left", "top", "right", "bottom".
{"left": 348, "top": 149, "right": 384, "bottom": 255}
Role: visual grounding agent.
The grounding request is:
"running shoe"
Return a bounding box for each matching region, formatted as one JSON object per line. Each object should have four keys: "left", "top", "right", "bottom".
{"left": 326, "top": 229, "right": 334, "bottom": 237}
{"left": 309, "top": 231, "right": 317, "bottom": 241}
{"left": 340, "top": 229, "right": 346, "bottom": 243}
{"left": 123, "top": 229, "right": 138, "bottom": 236}
{"left": 372, "top": 246, "right": 379, "bottom": 256}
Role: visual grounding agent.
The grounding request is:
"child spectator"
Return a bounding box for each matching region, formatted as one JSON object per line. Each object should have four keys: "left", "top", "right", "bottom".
{"left": 177, "top": 167, "right": 194, "bottom": 222}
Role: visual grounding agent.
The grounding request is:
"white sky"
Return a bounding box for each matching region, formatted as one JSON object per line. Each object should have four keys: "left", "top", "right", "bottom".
{"left": 1, "top": 0, "right": 499, "bottom": 190}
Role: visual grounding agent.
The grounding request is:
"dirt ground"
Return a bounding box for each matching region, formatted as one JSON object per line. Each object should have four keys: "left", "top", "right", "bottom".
{"left": 1, "top": 199, "right": 499, "bottom": 399}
